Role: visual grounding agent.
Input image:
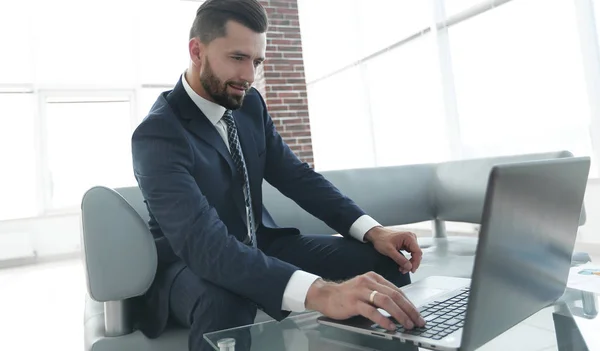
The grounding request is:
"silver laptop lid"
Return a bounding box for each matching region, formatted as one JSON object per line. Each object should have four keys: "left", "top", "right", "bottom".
{"left": 461, "top": 157, "right": 590, "bottom": 351}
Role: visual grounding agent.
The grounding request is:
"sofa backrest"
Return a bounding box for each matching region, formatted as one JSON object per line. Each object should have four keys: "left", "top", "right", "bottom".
{"left": 262, "top": 163, "right": 437, "bottom": 234}
{"left": 262, "top": 151, "right": 583, "bottom": 234}
{"left": 433, "top": 150, "right": 582, "bottom": 224}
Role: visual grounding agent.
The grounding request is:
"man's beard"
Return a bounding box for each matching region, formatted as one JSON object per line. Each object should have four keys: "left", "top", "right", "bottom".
{"left": 200, "top": 59, "right": 248, "bottom": 110}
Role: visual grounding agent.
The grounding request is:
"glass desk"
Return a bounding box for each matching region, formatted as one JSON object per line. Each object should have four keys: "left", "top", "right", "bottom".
{"left": 205, "top": 287, "right": 598, "bottom": 351}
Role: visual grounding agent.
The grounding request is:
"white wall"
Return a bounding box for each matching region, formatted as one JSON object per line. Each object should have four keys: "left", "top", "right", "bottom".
{"left": 1, "top": 181, "right": 599, "bottom": 262}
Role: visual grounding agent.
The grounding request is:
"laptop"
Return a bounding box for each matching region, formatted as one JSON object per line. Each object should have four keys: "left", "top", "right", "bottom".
{"left": 317, "top": 157, "right": 590, "bottom": 351}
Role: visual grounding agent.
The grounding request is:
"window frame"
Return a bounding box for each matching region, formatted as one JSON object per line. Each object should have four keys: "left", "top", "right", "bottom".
{"left": 0, "top": 88, "right": 40, "bottom": 220}
{"left": 37, "top": 89, "right": 138, "bottom": 215}
{"left": 304, "top": 0, "right": 600, "bottom": 177}
{"left": 433, "top": 0, "right": 600, "bottom": 174}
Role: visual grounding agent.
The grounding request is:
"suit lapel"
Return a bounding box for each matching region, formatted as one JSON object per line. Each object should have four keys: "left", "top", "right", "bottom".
{"left": 168, "top": 79, "right": 236, "bottom": 179}
{"left": 187, "top": 118, "right": 237, "bottom": 179}
{"left": 166, "top": 79, "right": 250, "bottom": 227}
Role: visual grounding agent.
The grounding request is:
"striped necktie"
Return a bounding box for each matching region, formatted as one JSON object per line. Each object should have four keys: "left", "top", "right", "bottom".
{"left": 222, "top": 110, "right": 256, "bottom": 247}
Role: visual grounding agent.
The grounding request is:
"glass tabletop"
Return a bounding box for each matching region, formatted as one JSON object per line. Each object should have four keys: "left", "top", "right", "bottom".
{"left": 204, "top": 286, "right": 599, "bottom": 351}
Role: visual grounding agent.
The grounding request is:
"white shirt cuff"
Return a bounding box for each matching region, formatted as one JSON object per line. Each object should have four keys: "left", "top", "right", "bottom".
{"left": 349, "top": 215, "right": 382, "bottom": 242}
{"left": 281, "top": 270, "right": 321, "bottom": 312}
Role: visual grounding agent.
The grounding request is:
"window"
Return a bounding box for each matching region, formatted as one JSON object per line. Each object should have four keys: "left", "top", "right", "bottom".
{"left": 299, "top": 0, "right": 430, "bottom": 84}
{"left": 594, "top": 0, "right": 600, "bottom": 48}
{"left": 308, "top": 66, "right": 376, "bottom": 171}
{"left": 0, "top": 2, "right": 33, "bottom": 84}
{"left": 43, "top": 94, "right": 135, "bottom": 211}
{"left": 298, "top": 0, "right": 364, "bottom": 82}
{"left": 138, "top": 1, "right": 200, "bottom": 85}
{"left": 444, "top": 0, "right": 489, "bottom": 18}
{"left": 355, "top": 0, "right": 429, "bottom": 58}
{"left": 33, "top": 0, "right": 137, "bottom": 88}
{"left": 448, "top": 0, "right": 596, "bottom": 175}
{"left": 0, "top": 0, "right": 202, "bottom": 220}
{"left": 302, "top": 0, "right": 444, "bottom": 170}
{"left": 0, "top": 94, "right": 38, "bottom": 220}
{"left": 364, "top": 35, "right": 449, "bottom": 166}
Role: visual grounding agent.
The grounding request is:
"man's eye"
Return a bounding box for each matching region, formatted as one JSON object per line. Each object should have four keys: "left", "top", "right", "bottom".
{"left": 232, "top": 56, "right": 244, "bottom": 61}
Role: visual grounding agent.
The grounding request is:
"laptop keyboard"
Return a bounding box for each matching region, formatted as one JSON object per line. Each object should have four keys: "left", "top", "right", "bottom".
{"left": 395, "top": 288, "right": 470, "bottom": 340}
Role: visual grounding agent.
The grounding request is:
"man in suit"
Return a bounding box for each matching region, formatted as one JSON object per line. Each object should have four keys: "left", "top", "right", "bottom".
{"left": 132, "top": 0, "right": 425, "bottom": 350}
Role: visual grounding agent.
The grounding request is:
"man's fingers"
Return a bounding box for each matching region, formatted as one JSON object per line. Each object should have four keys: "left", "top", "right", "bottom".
{"left": 357, "top": 301, "right": 395, "bottom": 331}
{"left": 410, "top": 254, "right": 422, "bottom": 273}
{"left": 403, "top": 233, "right": 423, "bottom": 273}
{"left": 360, "top": 274, "right": 423, "bottom": 328}
{"left": 387, "top": 248, "right": 412, "bottom": 273}
{"left": 369, "top": 288, "right": 414, "bottom": 329}
{"left": 370, "top": 283, "right": 423, "bottom": 328}
{"left": 374, "top": 277, "right": 419, "bottom": 313}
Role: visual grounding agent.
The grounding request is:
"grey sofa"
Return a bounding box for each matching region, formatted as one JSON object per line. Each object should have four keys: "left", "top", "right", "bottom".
{"left": 80, "top": 150, "right": 586, "bottom": 351}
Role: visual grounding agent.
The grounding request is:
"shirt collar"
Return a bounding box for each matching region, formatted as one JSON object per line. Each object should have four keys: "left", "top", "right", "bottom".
{"left": 181, "top": 71, "right": 227, "bottom": 126}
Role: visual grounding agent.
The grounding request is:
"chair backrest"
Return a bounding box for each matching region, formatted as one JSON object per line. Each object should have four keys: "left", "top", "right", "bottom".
{"left": 114, "top": 186, "right": 150, "bottom": 223}
{"left": 80, "top": 186, "right": 157, "bottom": 302}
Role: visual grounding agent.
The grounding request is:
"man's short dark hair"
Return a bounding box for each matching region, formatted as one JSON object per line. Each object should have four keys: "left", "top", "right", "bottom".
{"left": 190, "top": 0, "right": 269, "bottom": 42}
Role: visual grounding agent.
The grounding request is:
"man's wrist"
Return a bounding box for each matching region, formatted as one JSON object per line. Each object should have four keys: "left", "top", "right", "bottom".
{"left": 282, "top": 270, "right": 321, "bottom": 312}
{"left": 349, "top": 215, "right": 382, "bottom": 242}
{"left": 305, "top": 278, "right": 334, "bottom": 311}
{"left": 364, "top": 225, "right": 385, "bottom": 243}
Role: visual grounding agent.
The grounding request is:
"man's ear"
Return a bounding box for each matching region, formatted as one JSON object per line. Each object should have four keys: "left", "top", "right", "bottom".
{"left": 189, "top": 37, "right": 204, "bottom": 68}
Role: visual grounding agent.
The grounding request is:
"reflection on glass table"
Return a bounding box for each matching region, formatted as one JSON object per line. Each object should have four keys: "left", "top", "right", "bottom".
{"left": 205, "top": 286, "right": 598, "bottom": 351}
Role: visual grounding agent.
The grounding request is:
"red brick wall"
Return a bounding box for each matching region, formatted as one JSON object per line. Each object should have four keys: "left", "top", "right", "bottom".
{"left": 256, "top": 0, "right": 314, "bottom": 167}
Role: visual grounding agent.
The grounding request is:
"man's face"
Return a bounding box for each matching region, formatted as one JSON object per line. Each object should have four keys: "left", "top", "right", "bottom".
{"left": 197, "top": 20, "right": 266, "bottom": 110}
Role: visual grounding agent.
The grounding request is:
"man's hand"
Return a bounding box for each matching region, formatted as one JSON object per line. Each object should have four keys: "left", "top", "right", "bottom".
{"left": 305, "top": 272, "right": 425, "bottom": 331}
{"left": 365, "top": 227, "right": 422, "bottom": 274}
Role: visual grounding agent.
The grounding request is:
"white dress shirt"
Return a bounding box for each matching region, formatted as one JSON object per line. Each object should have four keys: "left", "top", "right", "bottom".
{"left": 181, "top": 73, "right": 382, "bottom": 312}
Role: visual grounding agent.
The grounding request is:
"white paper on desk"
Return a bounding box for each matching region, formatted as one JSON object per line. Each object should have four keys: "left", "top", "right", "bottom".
{"left": 567, "top": 264, "right": 600, "bottom": 294}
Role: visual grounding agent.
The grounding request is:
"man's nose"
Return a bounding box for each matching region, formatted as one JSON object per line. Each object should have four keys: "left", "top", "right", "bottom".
{"left": 239, "top": 62, "right": 256, "bottom": 86}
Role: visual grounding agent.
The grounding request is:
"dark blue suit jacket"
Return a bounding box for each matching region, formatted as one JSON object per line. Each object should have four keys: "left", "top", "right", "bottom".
{"left": 131, "top": 78, "right": 365, "bottom": 337}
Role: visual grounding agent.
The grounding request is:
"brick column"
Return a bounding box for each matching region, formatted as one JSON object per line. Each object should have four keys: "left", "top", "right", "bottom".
{"left": 255, "top": 0, "right": 313, "bottom": 167}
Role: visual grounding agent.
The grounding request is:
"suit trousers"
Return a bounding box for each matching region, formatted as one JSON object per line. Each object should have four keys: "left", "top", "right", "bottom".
{"left": 169, "top": 233, "right": 412, "bottom": 351}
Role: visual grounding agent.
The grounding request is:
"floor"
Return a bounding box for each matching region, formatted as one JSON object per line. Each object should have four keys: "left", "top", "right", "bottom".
{"left": 0, "top": 259, "right": 85, "bottom": 351}
{"left": 0, "top": 254, "right": 597, "bottom": 351}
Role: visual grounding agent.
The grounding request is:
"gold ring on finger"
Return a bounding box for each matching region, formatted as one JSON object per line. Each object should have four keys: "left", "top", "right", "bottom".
{"left": 369, "top": 290, "right": 379, "bottom": 304}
